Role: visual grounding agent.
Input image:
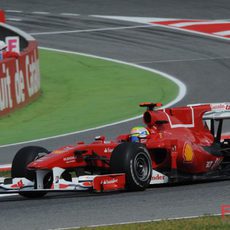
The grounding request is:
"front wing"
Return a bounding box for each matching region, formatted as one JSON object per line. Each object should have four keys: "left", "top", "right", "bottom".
{"left": 1, "top": 168, "right": 228, "bottom": 195}
{"left": 0, "top": 169, "right": 169, "bottom": 195}
{"left": 0, "top": 174, "right": 126, "bottom": 194}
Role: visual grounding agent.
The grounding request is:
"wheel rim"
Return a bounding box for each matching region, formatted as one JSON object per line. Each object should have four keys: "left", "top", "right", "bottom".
{"left": 134, "top": 152, "right": 151, "bottom": 181}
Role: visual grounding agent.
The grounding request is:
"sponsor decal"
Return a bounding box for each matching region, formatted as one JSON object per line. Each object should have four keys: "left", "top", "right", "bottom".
{"left": 183, "top": 143, "right": 194, "bottom": 163}
{"left": 93, "top": 174, "right": 125, "bottom": 191}
{"left": 211, "top": 103, "right": 230, "bottom": 111}
{"left": 221, "top": 205, "right": 230, "bottom": 220}
{"left": 53, "top": 150, "right": 64, "bottom": 154}
{"left": 0, "top": 44, "right": 41, "bottom": 116}
{"left": 11, "top": 179, "right": 24, "bottom": 188}
{"left": 150, "top": 170, "right": 168, "bottom": 184}
{"left": 205, "top": 159, "right": 222, "bottom": 169}
{"left": 151, "top": 174, "right": 165, "bottom": 181}
{"left": 6, "top": 36, "right": 20, "bottom": 53}
{"left": 59, "top": 183, "right": 70, "bottom": 189}
{"left": 63, "top": 156, "right": 76, "bottom": 163}
{"left": 53, "top": 146, "right": 73, "bottom": 154}
{"left": 104, "top": 147, "right": 114, "bottom": 153}
{"left": 82, "top": 181, "right": 93, "bottom": 187}
{"left": 205, "top": 161, "right": 213, "bottom": 168}
{"left": 211, "top": 158, "right": 222, "bottom": 170}
{"left": 101, "top": 178, "right": 118, "bottom": 185}
{"left": 0, "top": 64, "right": 13, "bottom": 111}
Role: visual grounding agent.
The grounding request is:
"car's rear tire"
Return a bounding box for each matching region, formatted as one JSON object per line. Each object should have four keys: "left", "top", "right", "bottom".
{"left": 110, "top": 142, "right": 152, "bottom": 191}
{"left": 11, "top": 146, "right": 50, "bottom": 198}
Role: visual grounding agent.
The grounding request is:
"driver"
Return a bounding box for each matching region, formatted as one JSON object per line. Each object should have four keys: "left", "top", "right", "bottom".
{"left": 130, "top": 126, "right": 150, "bottom": 142}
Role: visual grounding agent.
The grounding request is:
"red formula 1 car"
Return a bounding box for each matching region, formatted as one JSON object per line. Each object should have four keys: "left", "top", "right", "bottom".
{"left": 0, "top": 102, "right": 230, "bottom": 198}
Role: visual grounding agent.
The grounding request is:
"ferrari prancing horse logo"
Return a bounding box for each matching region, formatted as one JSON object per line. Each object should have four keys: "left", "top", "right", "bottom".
{"left": 183, "top": 143, "right": 194, "bottom": 162}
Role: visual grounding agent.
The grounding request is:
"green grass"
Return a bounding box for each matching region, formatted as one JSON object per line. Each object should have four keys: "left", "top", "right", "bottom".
{"left": 0, "top": 170, "right": 11, "bottom": 178}
{"left": 76, "top": 216, "right": 230, "bottom": 230}
{"left": 0, "top": 49, "right": 178, "bottom": 145}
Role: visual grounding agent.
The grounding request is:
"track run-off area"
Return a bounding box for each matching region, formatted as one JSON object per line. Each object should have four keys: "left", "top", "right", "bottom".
{"left": 0, "top": 1, "right": 230, "bottom": 230}
{"left": 0, "top": 47, "right": 183, "bottom": 147}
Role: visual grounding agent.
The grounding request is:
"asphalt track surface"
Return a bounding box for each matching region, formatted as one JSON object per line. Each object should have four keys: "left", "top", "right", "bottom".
{"left": 0, "top": 1, "right": 230, "bottom": 229}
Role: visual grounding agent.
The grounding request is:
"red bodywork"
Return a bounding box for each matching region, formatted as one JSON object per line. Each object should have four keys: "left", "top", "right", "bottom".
{"left": 0, "top": 9, "right": 5, "bottom": 23}
{"left": 28, "top": 103, "right": 226, "bottom": 175}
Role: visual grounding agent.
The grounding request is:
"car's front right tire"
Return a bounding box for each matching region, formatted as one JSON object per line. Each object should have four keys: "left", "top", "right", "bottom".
{"left": 110, "top": 142, "right": 152, "bottom": 191}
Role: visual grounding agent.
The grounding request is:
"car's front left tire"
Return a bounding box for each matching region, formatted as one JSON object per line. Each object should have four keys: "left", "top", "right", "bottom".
{"left": 11, "top": 146, "right": 51, "bottom": 198}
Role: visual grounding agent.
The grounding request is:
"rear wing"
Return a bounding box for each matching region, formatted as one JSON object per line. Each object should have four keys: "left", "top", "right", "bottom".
{"left": 187, "top": 102, "right": 230, "bottom": 120}
{"left": 203, "top": 103, "right": 230, "bottom": 120}
{"left": 199, "top": 103, "right": 230, "bottom": 142}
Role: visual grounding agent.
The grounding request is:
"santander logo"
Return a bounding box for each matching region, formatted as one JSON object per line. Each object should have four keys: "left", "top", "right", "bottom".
{"left": 102, "top": 178, "right": 118, "bottom": 185}
{"left": 150, "top": 170, "right": 168, "bottom": 184}
{"left": 152, "top": 174, "right": 165, "bottom": 180}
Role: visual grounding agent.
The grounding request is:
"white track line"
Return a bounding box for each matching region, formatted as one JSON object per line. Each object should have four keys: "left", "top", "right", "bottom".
{"left": 60, "top": 13, "right": 80, "bottom": 17}
{"left": 0, "top": 164, "right": 11, "bottom": 169}
{"left": 0, "top": 194, "right": 18, "bottom": 198}
{"left": 135, "top": 56, "right": 230, "bottom": 64}
{"left": 30, "top": 24, "right": 154, "bottom": 35}
{"left": 5, "top": 10, "right": 23, "bottom": 13}
{"left": 214, "top": 30, "right": 230, "bottom": 36}
{"left": 90, "top": 15, "right": 230, "bottom": 41}
{"left": 90, "top": 15, "right": 178, "bottom": 23}
{"left": 49, "top": 213, "right": 226, "bottom": 230}
{"left": 0, "top": 47, "right": 186, "bottom": 148}
{"left": 32, "top": 11, "right": 50, "bottom": 15}
{"left": 7, "top": 18, "right": 22, "bottom": 22}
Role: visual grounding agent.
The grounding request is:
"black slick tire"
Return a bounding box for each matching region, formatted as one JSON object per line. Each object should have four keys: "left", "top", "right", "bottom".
{"left": 11, "top": 146, "right": 50, "bottom": 198}
{"left": 110, "top": 142, "right": 152, "bottom": 191}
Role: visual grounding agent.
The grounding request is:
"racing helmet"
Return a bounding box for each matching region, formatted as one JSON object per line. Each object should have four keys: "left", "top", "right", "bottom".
{"left": 130, "top": 126, "right": 149, "bottom": 142}
{"left": 0, "top": 41, "right": 7, "bottom": 51}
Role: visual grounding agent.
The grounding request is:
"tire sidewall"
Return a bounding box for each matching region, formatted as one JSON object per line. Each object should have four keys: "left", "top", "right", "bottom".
{"left": 11, "top": 146, "right": 49, "bottom": 198}
{"left": 110, "top": 142, "right": 152, "bottom": 191}
{"left": 11, "top": 146, "right": 49, "bottom": 180}
{"left": 125, "top": 144, "right": 152, "bottom": 190}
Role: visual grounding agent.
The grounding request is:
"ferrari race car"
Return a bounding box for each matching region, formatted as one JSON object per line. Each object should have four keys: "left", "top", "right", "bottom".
{"left": 0, "top": 102, "right": 230, "bottom": 198}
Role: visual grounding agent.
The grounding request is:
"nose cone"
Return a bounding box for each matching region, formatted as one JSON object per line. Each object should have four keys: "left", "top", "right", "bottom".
{"left": 27, "top": 147, "right": 75, "bottom": 170}
{"left": 27, "top": 153, "right": 59, "bottom": 169}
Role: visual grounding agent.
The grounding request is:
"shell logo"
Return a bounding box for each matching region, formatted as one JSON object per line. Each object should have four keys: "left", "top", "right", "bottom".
{"left": 183, "top": 143, "right": 194, "bottom": 162}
